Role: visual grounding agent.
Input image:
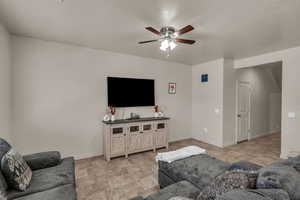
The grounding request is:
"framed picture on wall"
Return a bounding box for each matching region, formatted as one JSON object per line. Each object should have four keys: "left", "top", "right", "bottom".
{"left": 201, "top": 74, "right": 208, "bottom": 82}
{"left": 168, "top": 82, "right": 176, "bottom": 94}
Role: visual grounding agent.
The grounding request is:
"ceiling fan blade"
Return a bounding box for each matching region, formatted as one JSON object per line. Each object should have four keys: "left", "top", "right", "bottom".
{"left": 145, "top": 27, "right": 161, "bottom": 35}
{"left": 175, "top": 38, "right": 196, "bottom": 44}
{"left": 178, "top": 25, "right": 194, "bottom": 35}
{"left": 138, "top": 39, "right": 159, "bottom": 44}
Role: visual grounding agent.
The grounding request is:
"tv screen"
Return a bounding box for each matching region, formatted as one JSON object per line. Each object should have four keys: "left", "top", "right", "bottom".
{"left": 107, "top": 77, "right": 155, "bottom": 107}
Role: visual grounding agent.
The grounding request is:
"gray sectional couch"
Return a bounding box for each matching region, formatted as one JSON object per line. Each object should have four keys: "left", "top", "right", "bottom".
{"left": 7, "top": 155, "right": 77, "bottom": 200}
{"left": 131, "top": 154, "right": 300, "bottom": 200}
{"left": 0, "top": 138, "right": 76, "bottom": 200}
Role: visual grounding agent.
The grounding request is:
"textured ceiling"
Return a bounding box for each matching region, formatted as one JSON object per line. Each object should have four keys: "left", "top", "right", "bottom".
{"left": 0, "top": 0, "right": 300, "bottom": 65}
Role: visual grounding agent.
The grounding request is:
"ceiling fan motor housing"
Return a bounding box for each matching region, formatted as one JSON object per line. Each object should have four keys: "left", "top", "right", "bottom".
{"left": 160, "top": 26, "right": 176, "bottom": 37}
{"left": 139, "top": 25, "right": 195, "bottom": 45}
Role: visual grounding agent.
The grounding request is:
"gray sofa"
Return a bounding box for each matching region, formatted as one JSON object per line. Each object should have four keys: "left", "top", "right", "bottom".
{"left": 131, "top": 154, "right": 300, "bottom": 200}
{"left": 0, "top": 139, "right": 76, "bottom": 200}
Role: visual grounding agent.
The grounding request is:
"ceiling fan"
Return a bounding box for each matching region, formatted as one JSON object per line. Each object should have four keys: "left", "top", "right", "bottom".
{"left": 138, "top": 25, "right": 196, "bottom": 52}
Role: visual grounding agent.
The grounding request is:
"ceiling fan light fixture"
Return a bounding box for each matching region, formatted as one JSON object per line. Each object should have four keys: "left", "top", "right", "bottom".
{"left": 160, "top": 39, "right": 169, "bottom": 51}
{"left": 160, "top": 39, "right": 177, "bottom": 51}
{"left": 161, "top": 39, "right": 169, "bottom": 48}
{"left": 160, "top": 45, "right": 167, "bottom": 51}
{"left": 169, "top": 41, "right": 177, "bottom": 50}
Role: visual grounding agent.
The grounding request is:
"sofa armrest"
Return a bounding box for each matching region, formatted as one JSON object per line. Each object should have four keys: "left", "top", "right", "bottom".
{"left": 23, "top": 151, "right": 62, "bottom": 170}
{"left": 128, "top": 196, "right": 144, "bottom": 200}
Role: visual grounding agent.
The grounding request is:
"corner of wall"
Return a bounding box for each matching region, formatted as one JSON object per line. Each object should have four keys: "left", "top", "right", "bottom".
{"left": 0, "top": 23, "right": 12, "bottom": 143}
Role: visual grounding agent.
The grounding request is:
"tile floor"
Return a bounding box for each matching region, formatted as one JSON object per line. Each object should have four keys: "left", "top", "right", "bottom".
{"left": 75, "top": 133, "right": 281, "bottom": 200}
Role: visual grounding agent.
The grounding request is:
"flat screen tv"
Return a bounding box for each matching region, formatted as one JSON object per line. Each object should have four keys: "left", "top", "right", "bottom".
{"left": 107, "top": 77, "right": 155, "bottom": 107}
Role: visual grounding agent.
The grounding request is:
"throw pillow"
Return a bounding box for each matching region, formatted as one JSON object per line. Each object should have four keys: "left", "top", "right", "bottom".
{"left": 197, "top": 169, "right": 258, "bottom": 200}
{"left": 1, "top": 149, "right": 32, "bottom": 191}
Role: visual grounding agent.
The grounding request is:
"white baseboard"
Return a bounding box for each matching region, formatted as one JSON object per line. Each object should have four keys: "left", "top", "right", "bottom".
{"left": 222, "top": 141, "right": 236, "bottom": 147}
{"left": 250, "top": 132, "right": 269, "bottom": 139}
{"left": 250, "top": 130, "right": 279, "bottom": 140}
{"left": 73, "top": 152, "right": 103, "bottom": 160}
{"left": 269, "top": 129, "right": 281, "bottom": 134}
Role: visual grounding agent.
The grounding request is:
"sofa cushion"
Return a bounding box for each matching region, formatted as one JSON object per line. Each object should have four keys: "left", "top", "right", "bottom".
{"left": 23, "top": 151, "right": 61, "bottom": 171}
{"left": 257, "top": 164, "right": 300, "bottom": 200}
{"left": 13, "top": 184, "right": 76, "bottom": 200}
{"left": 217, "top": 189, "right": 290, "bottom": 200}
{"left": 7, "top": 157, "right": 75, "bottom": 199}
{"left": 159, "top": 170, "right": 177, "bottom": 188}
{"left": 145, "top": 181, "right": 200, "bottom": 200}
{"left": 159, "top": 154, "right": 230, "bottom": 191}
{"left": 1, "top": 149, "right": 32, "bottom": 191}
{"left": 197, "top": 169, "right": 258, "bottom": 200}
{"left": 229, "top": 161, "right": 262, "bottom": 171}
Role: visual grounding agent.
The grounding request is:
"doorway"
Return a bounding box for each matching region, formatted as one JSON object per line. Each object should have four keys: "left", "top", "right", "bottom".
{"left": 235, "top": 62, "right": 282, "bottom": 145}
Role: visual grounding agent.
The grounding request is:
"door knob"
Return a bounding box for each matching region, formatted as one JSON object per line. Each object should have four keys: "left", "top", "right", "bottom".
{"left": 237, "top": 114, "right": 241, "bottom": 118}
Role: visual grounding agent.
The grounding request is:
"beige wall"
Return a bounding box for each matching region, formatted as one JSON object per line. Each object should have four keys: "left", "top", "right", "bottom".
{"left": 5, "top": 30, "right": 300, "bottom": 160}
{"left": 0, "top": 24, "right": 11, "bottom": 142}
{"left": 191, "top": 59, "right": 224, "bottom": 147}
{"left": 222, "top": 59, "right": 236, "bottom": 146}
{"left": 191, "top": 59, "right": 236, "bottom": 147}
{"left": 269, "top": 92, "right": 282, "bottom": 133}
{"left": 191, "top": 58, "right": 282, "bottom": 148}
{"left": 11, "top": 36, "right": 192, "bottom": 159}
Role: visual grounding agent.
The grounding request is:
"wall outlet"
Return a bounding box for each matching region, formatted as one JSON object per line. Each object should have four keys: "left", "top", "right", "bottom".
{"left": 214, "top": 108, "right": 220, "bottom": 115}
{"left": 288, "top": 112, "right": 296, "bottom": 119}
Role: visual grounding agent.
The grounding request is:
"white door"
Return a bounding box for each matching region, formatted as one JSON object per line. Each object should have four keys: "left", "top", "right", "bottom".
{"left": 236, "top": 81, "right": 251, "bottom": 142}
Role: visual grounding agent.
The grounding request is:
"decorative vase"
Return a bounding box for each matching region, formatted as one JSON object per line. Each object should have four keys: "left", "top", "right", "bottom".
{"left": 103, "top": 114, "right": 110, "bottom": 122}
{"left": 111, "top": 115, "right": 115, "bottom": 121}
{"left": 158, "top": 112, "right": 164, "bottom": 118}
{"left": 154, "top": 112, "right": 159, "bottom": 118}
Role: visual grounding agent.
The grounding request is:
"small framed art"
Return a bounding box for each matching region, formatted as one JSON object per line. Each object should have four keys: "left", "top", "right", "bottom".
{"left": 168, "top": 82, "right": 176, "bottom": 94}
{"left": 201, "top": 74, "right": 208, "bottom": 82}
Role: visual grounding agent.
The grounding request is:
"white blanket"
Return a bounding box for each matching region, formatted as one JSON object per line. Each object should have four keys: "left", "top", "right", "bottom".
{"left": 155, "top": 146, "right": 206, "bottom": 163}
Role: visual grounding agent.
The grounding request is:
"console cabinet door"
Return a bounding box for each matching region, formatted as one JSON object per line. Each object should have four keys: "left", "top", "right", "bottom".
{"left": 111, "top": 126, "right": 126, "bottom": 156}
{"left": 111, "top": 136, "right": 125, "bottom": 155}
{"left": 155, "top": 122, "right": 168, "bottom": 148}
{"left": 142, "top": 133, "right": 154, "bottom": 149}
{"left": 156, "top": 132, "right": 167, "bottom": 147}
{"left": 141, "top": 123, "right": 154, "bottom": 149}
{"left": 127, "top": 134, "right": 141, "bottom": 152}
{"left": 127, "top": 124, "right": 142, "bottom": 153}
